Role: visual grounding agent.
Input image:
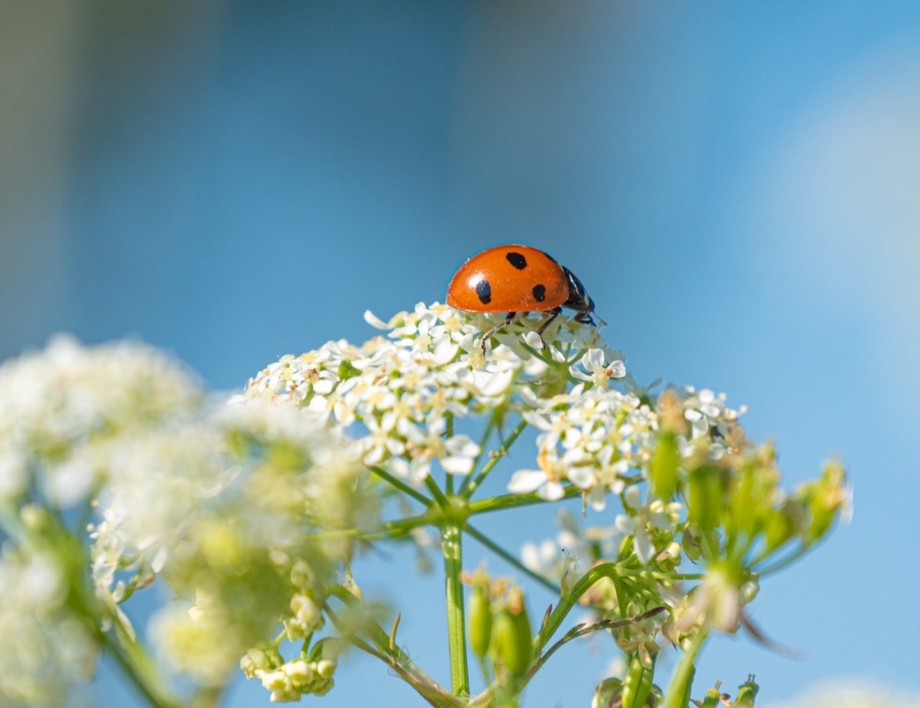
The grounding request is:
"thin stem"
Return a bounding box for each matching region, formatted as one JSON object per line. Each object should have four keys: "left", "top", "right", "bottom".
{"left": 462, "top": 419, "right": 528, "bottom": 499}
{"left": 425, "top": 475, "right": 450, "bottom": 508}
{"left": 100, "top": 630, "right": 178, "bottom": 708}
{"left": 754, "top": 543, "right": 812, "bottom": 576}
{"left": 446, "top": 414, "right": 455, "bottom": 496}
{"left": 525, "top": 610, "right": 665, "bottom": 687}
{"left": 637, "top": 571, "right": 705, "bottom": 581}
{"left": 441, "top": 523, "right": 469, "bottom": 696}
{"left": 468, "top": 484, "right": 580, "bottom": 515}
{"left": 662, "top": 627, "right": 708, "bottom": 708}
{"left": 465, "top": 524, "right": 560, "bottom": 595}
{"left": 325, "top": 589, "right": 463, "bottom": 708}
{"left": 459, "top": 414, "right": 498, "bottom": 495}
{"left": 370, "top": 466, "right": 432, "bottom": 507}
{"left": 534, "top": 562, "right": 624, "bottom": 653}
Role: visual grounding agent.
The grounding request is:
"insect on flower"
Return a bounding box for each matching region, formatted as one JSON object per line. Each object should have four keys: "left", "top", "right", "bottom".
{"left": 446, "top": 244, "right": 604, "bottom": 353}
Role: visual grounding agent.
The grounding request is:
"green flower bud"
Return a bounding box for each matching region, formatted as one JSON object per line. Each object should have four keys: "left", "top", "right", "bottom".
{"left": 490, "top": 609, "right": 520, "bottom": 673}
{"left": 621, "top": 654, "right": 654, "bottom": 708}
{"left": 688, "top": 465, "right": 724, "bottom": 531}
{"left": 650, "top": 431, "right": 680, "bottom": 501}
{"left": 468, "top": 581, "right": 493, "bottom": 660}
{"left": 592, "top": 678, "right": 623, "bottom": 708}
{"left": 490, "top": 588, "right": 532, "bottom": 676}
{"left": 699, "top": 681, "right": 724, "bottom": 708}
{"left": 734, "top": 675, "right": 759, "bottom": 707}
{"left": 20, "top": 504, "right": 51, "bottom": 532}
{"left": 810, "top": 461, "right": 849, "bottom": 542}
{"left": 764, "top": 499, "right": 800, "bottom": 553}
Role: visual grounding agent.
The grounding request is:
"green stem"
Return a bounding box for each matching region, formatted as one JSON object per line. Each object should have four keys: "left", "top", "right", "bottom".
{"left": 326, "top": 588, "right": 463, "bottom": 708}
{"left": 441, "top": 523, "right": 469, "bottom": 696}
{"left": 425, "top": 475, "right": 451, "bottom": 508}
{"left": 462, "top": 419, "right": 528, "bottom": 499}
{"left": 754, "top": 543, "right": 813, "bottom": 576}
{"left": 101, "top": 629, "right": 179, "bottom": 708}
{"left": 468, "top": 485, "right": 580, "bottom": 515}
{"left": 662, "top": 627, "right": 709, "bottom": 708}
{"left": 446, "top": 415, "right": 455, "bottom": 496}
{"left": 458, "top": 414, "right": 498, "bottom": 495}
{"left": 370, "top": 466, "right": 433, "bottom": 506}
{"left": 465, "top": 524, "right": 560, "bottom": 595}
{"left": 534, "top": 562, "right": 624, "bottom": 654}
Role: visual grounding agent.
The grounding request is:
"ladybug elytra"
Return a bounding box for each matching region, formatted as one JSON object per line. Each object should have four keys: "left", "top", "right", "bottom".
{"left": 446, "top": 244, "right": 601, "bottom": 352}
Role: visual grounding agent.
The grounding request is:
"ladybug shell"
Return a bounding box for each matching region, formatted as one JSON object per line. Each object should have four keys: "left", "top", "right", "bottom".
{"left": 446, "top": 244, "right": 569, "bottom": 313}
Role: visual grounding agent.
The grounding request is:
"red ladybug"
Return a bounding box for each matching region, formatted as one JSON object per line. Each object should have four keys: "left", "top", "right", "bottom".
{"left": 446, "top": 244, "right": 600, "bottom": 352}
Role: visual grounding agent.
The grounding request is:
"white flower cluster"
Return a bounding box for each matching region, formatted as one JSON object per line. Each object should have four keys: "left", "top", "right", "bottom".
{"left": 0, "top": 334, "right": 200, "bottom": 508}
{"left": 241, "top": 303, "right": 624, "bottom": 489}
{"left": 514, "top": 382, "right": 744, "bottom": 566}
{"left": 0, "top": 336, "right": 377, "bottom": 693}
{"left": 95, "top": 399, "right": 376, "bottom": 685}
{"left": 0, "top": 547, "right": 97, "bottom": 708}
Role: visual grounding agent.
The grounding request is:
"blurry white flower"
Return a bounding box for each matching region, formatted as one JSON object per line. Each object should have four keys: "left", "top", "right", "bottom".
{"left": 0, "top": 550, "right": 98, "bottom": 708}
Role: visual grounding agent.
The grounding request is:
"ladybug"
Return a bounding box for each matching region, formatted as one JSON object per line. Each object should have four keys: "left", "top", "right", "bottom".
{"left": 446, "top": 244, "right": 601, "bottom": 352}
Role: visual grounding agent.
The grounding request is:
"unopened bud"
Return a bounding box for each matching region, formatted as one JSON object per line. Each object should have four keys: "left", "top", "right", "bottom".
{"left": 316, "top": 659, "right": 336, "bottom": 679}
{"left": 699, "top": 681, "right": 724, "bottom": 708}
{"left": 734, "top": 675, "right": 759, "bottom": 707}
{"left": 592, "top": 677, "right": 623, "bottom": 708}
{"left": 468, "top": 580, "right": 493, "bottom": 660}
{"left": 650, "top": 431, "right": 680, "bottom": 501}
{"left": 688, "top": 465, "right": 724, "bottom": 531}
{"left": 490, "top": 590, "right": 532, "bottom": 676}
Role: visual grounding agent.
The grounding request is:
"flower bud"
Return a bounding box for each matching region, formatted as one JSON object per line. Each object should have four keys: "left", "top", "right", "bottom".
{"left": 809, "top": 461, "right": 849, "bottom": 542}
{"left": 507, "top": 587, "right": 532, "bottom": 662}
{"left": 20, "top": 503, "right": 51, "bottom": 532}
{"left": 316, "top": 659, "right": 336, "bottom": 679}
{"left": 739, "top": 575, "right": 760, "bottom": 605}
{"left": 649, "top": 431, "right": 680, "bottom": 501}
{"left": 699, "top": 681, "right": 725, "bottom": 708}
{"left": 734, "top": 675, "right": 759, "bottom": 707}
{"left": 592, "top": 678, "right": 623, "bottom": 708}
{"left": 688, "top": 465, "right": 724, "bottom": 531}
{"left": 490, "top": 588, "right": 532, "bottom": 676}
{"left": 764, "top": 499, "right": 800, "bottom": 553}
{"left": 283, "top": 659, "right": 313, "bottom": 686}
{"left": 468, "top": 580, "right": 493, "bottom": 660}
{"left": 621, "top": 654, "right": 654, "bottom": 708}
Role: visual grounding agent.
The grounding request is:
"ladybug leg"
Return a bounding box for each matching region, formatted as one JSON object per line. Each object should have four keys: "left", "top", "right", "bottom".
{"left": 479, "top": 312, "right": 516, "bottom": 355}
{"left": 535, "top": 307, "right": 563, "bottom": 350}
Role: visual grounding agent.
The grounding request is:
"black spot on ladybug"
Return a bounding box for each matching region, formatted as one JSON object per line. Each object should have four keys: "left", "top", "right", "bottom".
{"left": 532, "top": 284, "right": 546, "bottom": 302}
{"left": 476, "top": 279, "right": 492, "bottom": 305}
{"left": 506, "top": 252, "right": 527, "bottom": 270}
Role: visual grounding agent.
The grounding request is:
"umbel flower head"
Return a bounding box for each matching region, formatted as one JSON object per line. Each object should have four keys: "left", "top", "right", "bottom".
{"left": 243, "top": 303, "right": 848, "bottom": 640}
{"left": 0, "top": 335, "right": 380, "bottom": 700}
{"left": 0, "top": 302, "right": 850, "bottom": 707}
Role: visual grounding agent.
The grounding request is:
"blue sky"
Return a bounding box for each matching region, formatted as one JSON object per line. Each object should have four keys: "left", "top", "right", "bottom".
{"left": 2, "top": 3, "right": 920, "bottom": 706}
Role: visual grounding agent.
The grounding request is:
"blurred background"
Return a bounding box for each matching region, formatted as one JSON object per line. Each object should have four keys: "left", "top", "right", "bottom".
{"left": 3, "top": 1, "right": 920, "bottom": 706}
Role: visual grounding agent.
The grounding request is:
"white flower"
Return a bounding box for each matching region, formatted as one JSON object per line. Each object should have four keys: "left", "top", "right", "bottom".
{"left": 570, "top": 348, "right": 626, "bottom": 389}
{"left": 398, "top": 414, "right": 480, "bottom": 477}
{"left": 0, "top": 550, "right": 98, "bottom": 707}
{"left": 614, "top": 487, "right": 678, "bottom": 564}
{"left": 507, "top": 446, "right": 569, "bottom": 500}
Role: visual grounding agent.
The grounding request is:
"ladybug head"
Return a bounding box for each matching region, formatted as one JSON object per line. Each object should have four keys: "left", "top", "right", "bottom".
{"left": 562, "top": 266, "right": 597, "bottom": 321}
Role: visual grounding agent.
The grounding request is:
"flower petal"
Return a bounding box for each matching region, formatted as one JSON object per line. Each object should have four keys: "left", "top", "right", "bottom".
{"left": 507, "top": 470, "right": 548, "bottom": 494}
